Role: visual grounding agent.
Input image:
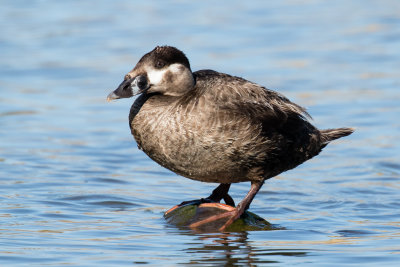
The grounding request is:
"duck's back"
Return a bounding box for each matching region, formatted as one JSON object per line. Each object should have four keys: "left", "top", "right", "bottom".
{"left": 130, "top": 70, "right": 323, "bottom": 183}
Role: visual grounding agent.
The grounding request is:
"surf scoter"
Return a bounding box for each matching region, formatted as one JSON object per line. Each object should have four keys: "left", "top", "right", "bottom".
{"left": 107, "top": 46, "right": 354, "bottom": 231}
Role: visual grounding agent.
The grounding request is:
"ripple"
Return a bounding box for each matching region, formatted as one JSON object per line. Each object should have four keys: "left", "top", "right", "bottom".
{"left": 87, "top": 177, "right": 129, "bottom": 184}
{"left": 377, "top": 161, "right": 400, "bottom": 175}
{"left": 60, "top": 194, "right": 135, "bottom": 202}
{"left": 88, "top": 201, "right": 138, "bottom": 208}
{"left": 335, "top": 229, "right": 378, "bottom": 237}
{"left": 2, "top": 208, "right": 36, "bottom": 215}
{"left": 0, "top": 110, "right": 38, "bottom": 116}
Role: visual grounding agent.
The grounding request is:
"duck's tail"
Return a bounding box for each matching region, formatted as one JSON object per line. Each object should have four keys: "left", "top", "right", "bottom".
{"left": 320, "top": 127, "right": 354, "bottom": 145}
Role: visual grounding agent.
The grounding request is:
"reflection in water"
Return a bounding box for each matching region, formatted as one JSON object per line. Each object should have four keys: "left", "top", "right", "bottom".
{"left": 190, "top": 232, "right": 259, "bottom": 266}
{"left": 182, "top": 232, "right": 307, "bottom": 266}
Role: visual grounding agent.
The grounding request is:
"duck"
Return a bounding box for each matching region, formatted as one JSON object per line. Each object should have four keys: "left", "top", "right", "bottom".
{"left": 107, "top": 46, "right": 354, "bottom": 231}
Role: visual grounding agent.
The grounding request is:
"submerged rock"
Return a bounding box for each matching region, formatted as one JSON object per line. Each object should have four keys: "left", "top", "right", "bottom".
{"left": 164, "top": 201, "right": 279, "bottom": 232}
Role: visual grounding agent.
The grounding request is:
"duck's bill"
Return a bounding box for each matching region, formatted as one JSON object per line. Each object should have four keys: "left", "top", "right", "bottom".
{"left": 107, "top": 77, "right": 141, "bottom": 102}
{"left": 107, "top": 91, "right": 120, "bottom": 101}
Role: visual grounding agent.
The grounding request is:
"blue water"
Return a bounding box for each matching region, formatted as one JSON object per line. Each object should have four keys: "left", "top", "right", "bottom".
{"left": 1, "top": 0, "right": 400, "bottom": 266}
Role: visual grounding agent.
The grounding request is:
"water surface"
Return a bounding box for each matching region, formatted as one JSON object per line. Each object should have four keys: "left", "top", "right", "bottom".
{"left": 1, "top": 0, "right": 400, "bottom": 266}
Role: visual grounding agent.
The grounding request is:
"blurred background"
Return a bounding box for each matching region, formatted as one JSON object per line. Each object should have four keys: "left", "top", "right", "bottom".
{"left": 1, "top": 0, "right": 399, "bottom": 266}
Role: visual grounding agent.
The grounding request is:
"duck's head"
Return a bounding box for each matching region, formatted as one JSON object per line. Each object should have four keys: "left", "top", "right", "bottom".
{"left": 107, "top": 46, "right": 194, "bottom": 101}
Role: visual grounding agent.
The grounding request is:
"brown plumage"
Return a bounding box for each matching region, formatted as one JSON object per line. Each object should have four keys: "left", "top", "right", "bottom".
{"left": 108, "top": 46, "right": 354, "bottom": 231}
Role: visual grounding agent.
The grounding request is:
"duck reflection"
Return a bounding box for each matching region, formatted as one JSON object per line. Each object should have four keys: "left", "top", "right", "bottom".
{"left": 188, "top": 232, "right": 257, "bottom": 266}
{"left": 180, "top": 231, "right": 307, "bottom": 266}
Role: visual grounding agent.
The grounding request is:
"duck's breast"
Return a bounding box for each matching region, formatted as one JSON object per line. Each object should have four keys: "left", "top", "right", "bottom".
{"left": 129, "top": 93, "right": 262, "bottom": 183}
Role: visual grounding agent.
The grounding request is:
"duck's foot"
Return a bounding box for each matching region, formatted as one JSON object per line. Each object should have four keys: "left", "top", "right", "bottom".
{"left": 188, "top": 205, "right": 242, "bottom": 231}
{"left": 189, "top": 181, "right": 263, "bottom": 232}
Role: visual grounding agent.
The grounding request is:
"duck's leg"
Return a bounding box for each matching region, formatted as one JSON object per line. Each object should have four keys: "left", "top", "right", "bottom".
{"left": 178, "top": 183, "right": 234, "bottom": 206}
{"left": 189, "top": 181, "right": 264, "bottom": 231}
{"left": 207, "top": 183, "right": 235, "bottom": 206}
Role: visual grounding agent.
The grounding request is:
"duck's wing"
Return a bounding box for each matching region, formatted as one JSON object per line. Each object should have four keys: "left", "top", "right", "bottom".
{"left": 191, "top": 70, "right": 311, "bottom": 129}
{"left": 175, "top": 70, "right": 320, "bottom": 179}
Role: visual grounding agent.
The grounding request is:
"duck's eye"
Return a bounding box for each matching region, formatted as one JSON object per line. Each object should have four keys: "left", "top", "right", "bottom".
{"left": 155, "top": 61, "right": 165, "bottom": 69}
{"left": 136, "top": 75, "right": 148, "bottom": 90}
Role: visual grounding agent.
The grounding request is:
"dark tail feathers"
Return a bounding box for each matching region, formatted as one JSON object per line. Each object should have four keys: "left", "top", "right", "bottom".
{"left": 321, "top": 127, "right": 354, "bottom": 144}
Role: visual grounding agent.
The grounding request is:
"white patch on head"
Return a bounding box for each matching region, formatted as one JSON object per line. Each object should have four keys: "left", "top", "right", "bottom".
{"left": 147, "top": 68, "right": 165, "bottom": 86}
{"left": 146, "top": 63, "right": 185, "bottom": 86}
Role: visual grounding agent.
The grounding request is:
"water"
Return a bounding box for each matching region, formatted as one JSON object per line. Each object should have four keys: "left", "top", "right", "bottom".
{"left": 1, "top": 0, "right": 399, "bottom": 266}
